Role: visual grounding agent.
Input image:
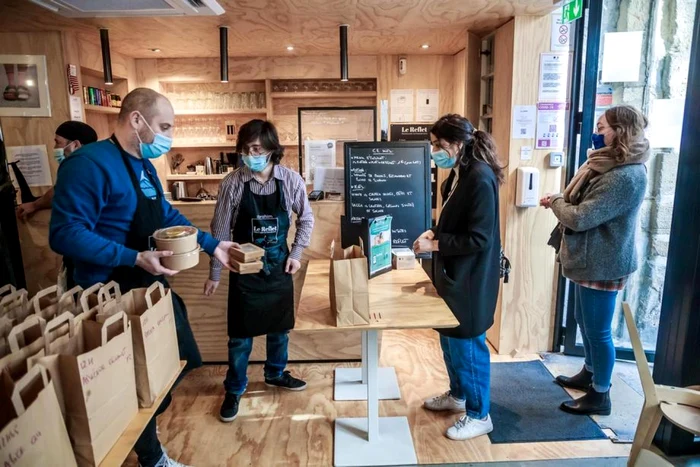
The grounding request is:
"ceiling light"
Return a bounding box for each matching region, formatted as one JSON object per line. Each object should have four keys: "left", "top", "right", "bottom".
{"left": 100, "top": 29, "right": 114, "bottom": 85}
{"left": 219, "top": 26, "right": 229, "bottom": 83}
{"left": 151, "top": 48, "right": 161, "bottom": 52}
{"left": 340, "top": 24, "right": 349, "bottom": 82}
{"left": 421, "top": 44, "right": 430, "bottom": 49}
{"left": 286, "top": 46, "right": 294, "bottom": 51}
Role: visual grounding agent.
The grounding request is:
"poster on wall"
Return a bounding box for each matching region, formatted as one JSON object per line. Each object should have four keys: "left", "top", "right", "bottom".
{"left": 304, "top": 139, "right": 336, "bottom": 183}
{"left": 415, "top": 89, "right": 439, "bottom": 122}
{"left": 511, "top": 105, "right": 537, "bottom": 139}
{"left": 390, "top": 89, "right": 414, "bottom": 122}
{"left": 601, "top": 31, "right": 643, "bottom": 82}
{"left": 538, "top": 53, "right": 570, "bottom": 103}
{"left": 536, "top": 103, "right": 568, "bottom": 150}
{"left": 0, "top": 55, "right": 51, "bottom": 117}
{"left": 551, "top": 14, "right": 573, "bottom": 51}
{"left": 69, "top": 95, "right": 84, "bottom": 122}
{"left": 7, "top": 145, "right": 52, "bottom": 187}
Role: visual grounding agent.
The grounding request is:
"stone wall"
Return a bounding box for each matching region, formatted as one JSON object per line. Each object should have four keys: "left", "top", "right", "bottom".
{"left": 599, "top": 0, "right": 694, "bottom": 349}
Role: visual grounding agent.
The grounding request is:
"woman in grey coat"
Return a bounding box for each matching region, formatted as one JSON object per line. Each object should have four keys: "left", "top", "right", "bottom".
{"left": 541, "top": 105, "right": 650, "bottom": 415}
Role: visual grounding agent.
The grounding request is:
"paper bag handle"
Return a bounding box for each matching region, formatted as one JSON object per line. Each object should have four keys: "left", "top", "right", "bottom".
{"left": 0, "top": 284, "right": 16, "bottom": 298}
{"left": 80, "top": 282, "right": 104, "bottom": 313}
{"left": 43, "top": 311, "right": 76, "bottom": 350}
{"left": 58, "top": 285, "right": 84, "bottom": 313}
{"left": 8, "top": 315, "right": 46, "bottom": 353}
{"left": 0, "top": 289, "right": 27, "bottom": 316}
{"left": 358, "top": 237, "right": 364, "bottom": 252}
{"left": 31, "top": 285, "right": 58, "bottom": 315}
{"left": 98, "top": 281, "right": 122, "bottom": 308}
{"left": 145, "top": 282, "right": 165, "bottom": 308}
{"left": 10, "top": 364, "right": 49, "bottom": 415}
{"left": 101, "top": 311, "right": 127, "bottom": 346}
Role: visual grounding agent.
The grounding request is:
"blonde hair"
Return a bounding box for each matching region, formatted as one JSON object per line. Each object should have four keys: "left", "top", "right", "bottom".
{"left": 604, "top": 105, "right": 648, "bottom": 163}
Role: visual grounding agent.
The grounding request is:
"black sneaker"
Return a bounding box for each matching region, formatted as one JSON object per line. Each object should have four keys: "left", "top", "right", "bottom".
{"left": 265, "top": 371, "right": 307, "bottom": 391}
{"left": 219, "top": 393, "right": 240, "bottom": 423}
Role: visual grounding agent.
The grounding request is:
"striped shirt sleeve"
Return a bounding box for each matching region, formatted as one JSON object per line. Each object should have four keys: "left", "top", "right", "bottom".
{"left": 288, "top": 171, "right": 314, "bottom": 261}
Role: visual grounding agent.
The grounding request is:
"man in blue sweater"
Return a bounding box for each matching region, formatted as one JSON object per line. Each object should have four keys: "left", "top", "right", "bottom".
{"left": 50, "top": 87, "right": 234, "bottom": 467}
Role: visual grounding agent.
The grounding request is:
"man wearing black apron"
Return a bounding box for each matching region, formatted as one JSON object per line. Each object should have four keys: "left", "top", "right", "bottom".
{"left": 51, "top": 88, "right": 235, "bottom": 467}
{"left": 206, "top": 119, "right": 315, "bottom": 423}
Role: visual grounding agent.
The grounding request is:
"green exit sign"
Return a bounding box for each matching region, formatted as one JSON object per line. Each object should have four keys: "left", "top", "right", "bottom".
{"left": 562, "top": 0, "right": 583, "bottom": 23}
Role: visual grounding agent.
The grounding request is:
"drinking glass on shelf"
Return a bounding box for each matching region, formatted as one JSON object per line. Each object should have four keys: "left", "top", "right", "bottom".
{"left": 224, "top": 92, "right": 233, "bottom": 109}
{"left": 258, "top": 92, "right": 266, "bottom": 109}
{"left": 321, "top": 82, "right": 331, "bottom": 92}
{"left": 311, "top": 81, "right": 320, "bottom": 92}
{"left": 290, "top": 82, "right": 300, "bottom": 93}
{"left": 248, "top": 92, "right": 257, "bottom": 109}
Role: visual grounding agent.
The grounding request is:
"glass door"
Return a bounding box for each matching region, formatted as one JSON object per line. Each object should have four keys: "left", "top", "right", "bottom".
{"left": 558, "top": 0, "right": 697, "bottom": 359}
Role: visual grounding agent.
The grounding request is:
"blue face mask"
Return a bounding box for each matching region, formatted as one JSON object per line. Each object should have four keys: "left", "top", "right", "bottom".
{"left": 136, "top": 114, "right": 172, "bottom": 159}
{"left": 242, "top": 153, "right": 271, "bottom": 172}
{"left": 591, "top": 133, "right": 607, "bottom": 150}
{"left": 431, "top": 149, "right": 457, "bottom": 169}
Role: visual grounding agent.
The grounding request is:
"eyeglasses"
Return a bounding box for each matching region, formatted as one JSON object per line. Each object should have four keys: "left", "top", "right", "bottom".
{"left": 242, "top": 144, "right": 269, "bottom": 156}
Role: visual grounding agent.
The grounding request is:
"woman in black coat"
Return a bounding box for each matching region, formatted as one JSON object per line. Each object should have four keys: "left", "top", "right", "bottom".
{"left": 414, "top": 114, "right": 503, "bottom": 441}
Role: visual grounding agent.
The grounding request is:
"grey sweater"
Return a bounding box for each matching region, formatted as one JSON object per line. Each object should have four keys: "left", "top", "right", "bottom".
{"left": 550, "top": 164, "right": 647, "bottom": 282}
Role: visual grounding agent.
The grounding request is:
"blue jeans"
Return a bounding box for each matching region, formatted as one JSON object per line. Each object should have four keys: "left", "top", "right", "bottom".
{"left": 439, "top": 333, "right": 490, "bottom": 419}
{"left": 224, "top": 331, "right": 289, "bottom": 395}
{"left": 574, "top": 283, "right": 618, "bottom": 392}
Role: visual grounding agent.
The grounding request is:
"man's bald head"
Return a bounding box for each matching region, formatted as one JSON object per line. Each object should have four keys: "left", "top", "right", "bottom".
{"left": 116, "top": 88, "right": 175, "bottom": 157}
{"left": 118, "top": 87, "right": 172, "bottom": 124}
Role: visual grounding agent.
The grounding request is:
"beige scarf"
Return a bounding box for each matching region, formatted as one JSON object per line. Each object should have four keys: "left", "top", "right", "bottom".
{"left": 564, "top": 138, "right": 651, "bottom": 204}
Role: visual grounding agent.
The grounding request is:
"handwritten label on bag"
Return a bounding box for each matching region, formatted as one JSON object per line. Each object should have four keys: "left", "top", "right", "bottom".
{"left": 79, "top": 347, "right": 133, "bottom": 387}
{"left": 144, "top": 312, "right": 173, "bottom": 340}
{"left": 1, "top": 426, "right": 42, "bottom": 466}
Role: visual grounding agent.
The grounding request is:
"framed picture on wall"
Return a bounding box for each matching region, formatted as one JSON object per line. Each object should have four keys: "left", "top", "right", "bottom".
{"left": 0, "top": 55, "right": 51, "bottom": 117}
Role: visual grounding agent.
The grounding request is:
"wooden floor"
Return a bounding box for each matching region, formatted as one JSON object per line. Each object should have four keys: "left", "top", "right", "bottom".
{"left": 132, "top": 329, "right": 631, "bottom": 466}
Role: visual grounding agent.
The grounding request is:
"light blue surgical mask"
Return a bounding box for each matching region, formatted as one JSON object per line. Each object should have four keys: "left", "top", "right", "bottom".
{"left": 135, "top": 114, "right": 172, "bottom": 159}
{"left": 242, "top": 153, "right": 271, "bottom": 172}
{"left": 591, "top": 133, "right": 606, "bottom": 150}
{"left": 53, "top": 147, "right": 66, "bottom": 164}
{"left": 431, "top": 149, "right": 457, "bottom": 169}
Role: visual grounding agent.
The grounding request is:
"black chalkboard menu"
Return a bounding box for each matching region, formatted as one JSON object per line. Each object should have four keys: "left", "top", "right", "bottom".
{"left": 344, "top": 141, "right": 431, "bottom": 249}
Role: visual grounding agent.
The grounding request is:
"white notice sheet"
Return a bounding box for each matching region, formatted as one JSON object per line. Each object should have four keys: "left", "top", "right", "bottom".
{"left": 415, "top": 89, "right": 439, "bottom": 122}
{"left": 304, "top": 139, "right": 336, "bottom": 183}
{"left": 7, "top": 145, "right": 52, "bottom": 187}
{"left": 539, "top": 53, "right": 570, "bottom": 102}
{"left": 511, "top": 105, "right": 537, "bottom": 139}
{"left": 390, "top": 89, "right": 414, "bottom": 123}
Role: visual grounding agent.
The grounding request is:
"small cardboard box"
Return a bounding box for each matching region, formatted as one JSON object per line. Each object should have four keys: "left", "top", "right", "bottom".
{"left": 232, "top": 259, "right": 264, "bottom": 275}
{"left": 230, "top": 243, "right": 265, "bottom": 263}
{"left": 392, "top": 248, "right": 416, "bottom": 270}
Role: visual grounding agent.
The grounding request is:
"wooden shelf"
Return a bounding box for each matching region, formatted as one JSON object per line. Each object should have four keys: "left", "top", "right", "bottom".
{"left": 85, "top": 104, "right": 120, "bottom": 115}
{"left": 174, "top": 109, "right": 267, "bottom": 116}
{"left": 166, "top": 174, "right": 226, "bottom": 181}
{"left": 481, "top": 72, "right": 495, "bottom": 80}
{"left": 171, "top": 142, "right": 235, "bottom": 149}
{"left": 481, "top": 114, "right": 493, "bottom": 120}
{"left": 270, "top": 91, "right": 376, "bottom": 99}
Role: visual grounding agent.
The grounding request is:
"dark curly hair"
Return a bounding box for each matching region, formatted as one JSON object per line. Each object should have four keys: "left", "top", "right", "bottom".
{"left": 236, "top": 119, "right": 285, "bottom": 164}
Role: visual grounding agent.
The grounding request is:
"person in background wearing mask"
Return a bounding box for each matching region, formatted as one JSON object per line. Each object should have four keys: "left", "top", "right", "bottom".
{"left": 205, "top": 119, "right": 314, "bottom": 423}
{"left": 16, "top": 121, "right": 97, "bottom": 219}
{"left": 413, "top": 114, "right": 502, "bottom": 441}
{"left": 50, "top": 88, "right": 236, "bottom": 467}
{"left": 541, "top": 105, "right": 649, "bottom": 415}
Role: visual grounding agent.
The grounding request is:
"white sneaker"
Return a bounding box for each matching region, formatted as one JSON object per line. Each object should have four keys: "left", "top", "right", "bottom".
{"left": 445, "top": 414, "right": 493, "bottom": 441}
{"left": 153, "top": 454, "right": 193, "bottom": 467}
{"left": 423, "top": 391, "right": 466, "bottom": 412}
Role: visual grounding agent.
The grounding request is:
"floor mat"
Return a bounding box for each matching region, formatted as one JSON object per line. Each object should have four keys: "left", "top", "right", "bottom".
{"left": 488, "top": 360, "right": 608, "bottom": 443}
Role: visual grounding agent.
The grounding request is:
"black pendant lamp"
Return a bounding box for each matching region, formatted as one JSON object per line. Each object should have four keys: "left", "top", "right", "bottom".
{"left": 100, "top": 28, "right": 113, "bottom": 85}
{"left": 220, "top": 26, "right": 229, "bottom": 83}
{"left": 339, "top": 24, "right": 349, "bottom": 82}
